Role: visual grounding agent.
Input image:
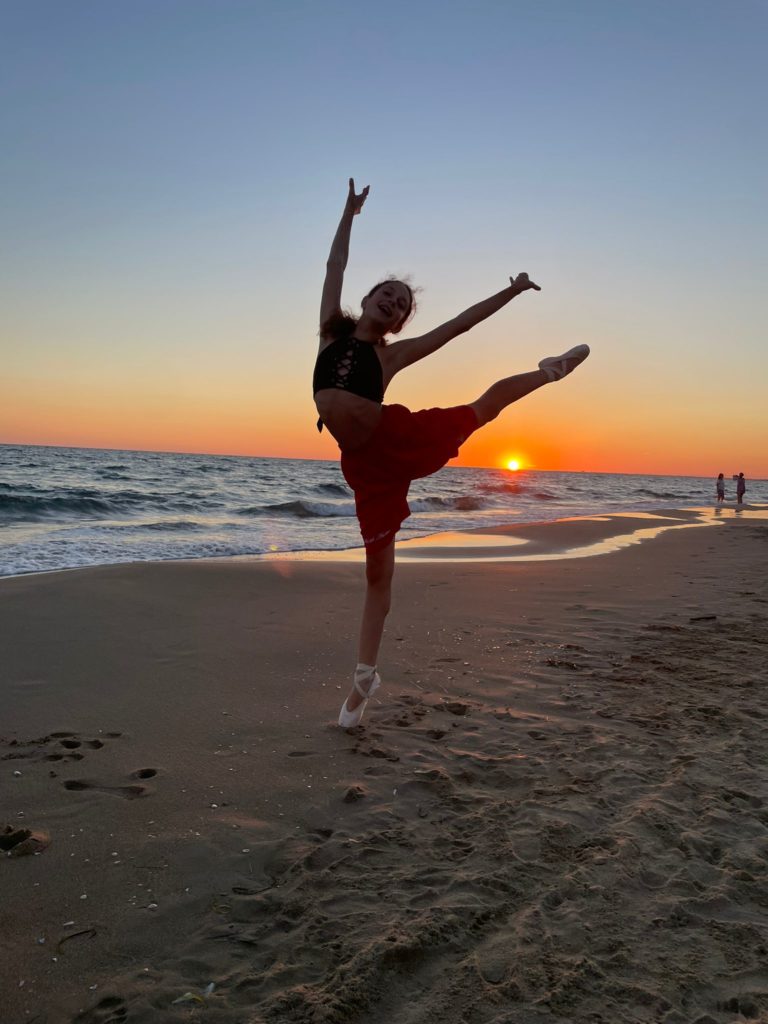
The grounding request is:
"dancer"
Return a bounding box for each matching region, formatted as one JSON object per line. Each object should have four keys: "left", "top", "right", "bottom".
{"left": 314, "top": 180, "right": 590, "bottom": 727}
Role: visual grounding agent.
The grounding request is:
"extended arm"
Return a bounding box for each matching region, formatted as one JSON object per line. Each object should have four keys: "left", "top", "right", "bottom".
{"left": 319, "top": 179, "right": 369, "bottom": 335}
{"left": 386, "top": 273, "right": 540, "bottom": 373}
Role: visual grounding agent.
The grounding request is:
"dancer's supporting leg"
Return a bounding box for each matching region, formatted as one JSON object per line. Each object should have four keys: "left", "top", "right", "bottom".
{"left": 358, "top": 539, "right": 395, "bottom": 670}
{"left": 340, "top": 539, "right": 395, "bottom": 721}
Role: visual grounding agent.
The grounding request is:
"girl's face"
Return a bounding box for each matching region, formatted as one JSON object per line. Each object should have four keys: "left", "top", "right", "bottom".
{"left": 363, "top": 282, "right": 412, "bottom": 333}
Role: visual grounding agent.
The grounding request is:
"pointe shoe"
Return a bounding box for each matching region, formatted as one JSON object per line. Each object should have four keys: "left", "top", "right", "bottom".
{"left": 338, "top": 666, "right": 381, "bottom": 728}
{"left": 539, "top": 344, "right": 590, "bottom": 382}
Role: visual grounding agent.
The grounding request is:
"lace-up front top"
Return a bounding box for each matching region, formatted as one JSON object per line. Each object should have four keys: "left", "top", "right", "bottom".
{"left": 313, "top": 337, "right": 384, "bottom": 403}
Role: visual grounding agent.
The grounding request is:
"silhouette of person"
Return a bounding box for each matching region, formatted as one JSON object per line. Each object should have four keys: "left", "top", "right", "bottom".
{"left": 716, "top": 473, "right": 725, "bottom": 503}
{"left": 736, "top": 472, "right": 746, "bottom": 505}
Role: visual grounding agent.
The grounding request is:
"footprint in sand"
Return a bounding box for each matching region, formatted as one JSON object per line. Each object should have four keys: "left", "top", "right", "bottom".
{"left": 378, "top": 697, "right": 431, "bottom": 729}
{"left": 343, "top": 784, "right": 367, "bottom": 802}
{"left": 442, "top": 701, "right": 471, "bottom": 716}
{"left": 1, "top": 824, "right": 51, "bottom": 857}
{"left": 63, "top": 779, "right": 149, "bottom": 800}
{"left": 351, "top": 741, "right": 400, "bottom": 762}
{"left": 73, "top": 994, "right": 128, "bottom": 1022}
{"left": 717, "top": 995, "right": 760, "bottom": 1018}
{"left": 1, "top": 730, "right": 121, "bottom": 764}
{"left": 63, "top": 769, "right": 158, "bottom": 800}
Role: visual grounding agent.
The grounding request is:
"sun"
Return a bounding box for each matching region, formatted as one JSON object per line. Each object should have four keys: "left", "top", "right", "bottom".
{"left": 500, "top": 452, "right": 528, "bottom": 471}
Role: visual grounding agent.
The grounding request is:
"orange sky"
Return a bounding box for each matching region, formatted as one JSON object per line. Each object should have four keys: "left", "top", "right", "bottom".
{"left": 3, "top": 368, "right": 765, "bottom": 479}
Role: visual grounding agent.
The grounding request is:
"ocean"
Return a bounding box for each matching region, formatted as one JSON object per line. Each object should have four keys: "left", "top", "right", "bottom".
{"left": 1, "top": 444, "right": 765, "bottom": 578}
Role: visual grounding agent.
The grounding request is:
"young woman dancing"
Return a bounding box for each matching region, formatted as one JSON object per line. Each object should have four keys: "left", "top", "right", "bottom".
{"left": 314, "top": 179, "right": 590, "bottom": 728}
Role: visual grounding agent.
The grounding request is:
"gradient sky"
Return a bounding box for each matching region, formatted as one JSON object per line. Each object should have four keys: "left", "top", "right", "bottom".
{"left": 2, "top": 0, "right": 766, "bottom": 476}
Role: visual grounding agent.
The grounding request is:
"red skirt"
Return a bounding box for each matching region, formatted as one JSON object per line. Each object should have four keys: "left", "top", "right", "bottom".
{"left": 340, "top": 403, "right": 478, "bottom": 553}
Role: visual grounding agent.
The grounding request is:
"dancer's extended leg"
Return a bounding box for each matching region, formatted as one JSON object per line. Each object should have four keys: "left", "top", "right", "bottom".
{"left": 339, "top": 539, "right": 395, "bottom": 725}
{"left": 470, "top": 345, "right": 589, "bottom": 425}
{"left": 470, "top": 370, "right": 547, "bottom": 426}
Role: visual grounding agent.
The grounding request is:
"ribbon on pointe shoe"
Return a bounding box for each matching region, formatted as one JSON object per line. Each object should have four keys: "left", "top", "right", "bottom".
{"left": 338, "top": 664, "right": 381, "bottom": 728}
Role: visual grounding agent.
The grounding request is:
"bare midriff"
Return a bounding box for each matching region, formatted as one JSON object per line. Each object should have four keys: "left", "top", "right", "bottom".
{"left": 314, "top": 389, "right": 383, "bottom": 451}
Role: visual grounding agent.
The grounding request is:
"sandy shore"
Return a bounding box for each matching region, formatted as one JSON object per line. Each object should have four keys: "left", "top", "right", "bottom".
{"left": 2, "top": 508, "right": 767, "bottom": 1023}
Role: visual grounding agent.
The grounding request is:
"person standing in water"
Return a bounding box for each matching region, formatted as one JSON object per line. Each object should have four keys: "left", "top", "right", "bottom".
{"left": 314, "top": 179, "right": 590, "bottom": 728}
{"left": 716, "top": 473, "right": 725, "bottom": 502}
{"left": 737, "top": 472, "right": 746, "bottom": 504}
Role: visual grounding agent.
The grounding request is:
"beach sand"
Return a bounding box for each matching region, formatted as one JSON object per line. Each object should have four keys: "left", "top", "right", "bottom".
{"left": 2, "top": 509, "right": 767, "bottom": 1023}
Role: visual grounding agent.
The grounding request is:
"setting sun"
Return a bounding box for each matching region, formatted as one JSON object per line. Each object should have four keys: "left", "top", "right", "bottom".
{"left": 506, "top": 459, "right": 522, "bottom": 472}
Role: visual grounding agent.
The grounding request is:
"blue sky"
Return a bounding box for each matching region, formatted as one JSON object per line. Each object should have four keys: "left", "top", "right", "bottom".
{"left": 2, "top": 0, "right": 766, "bottom": 472}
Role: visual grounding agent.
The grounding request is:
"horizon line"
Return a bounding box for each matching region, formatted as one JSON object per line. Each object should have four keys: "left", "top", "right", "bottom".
{"left": 1, "top": 442, "right": 764, "bottom": 482}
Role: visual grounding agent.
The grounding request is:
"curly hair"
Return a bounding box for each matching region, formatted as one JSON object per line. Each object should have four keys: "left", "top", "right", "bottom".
{"left": 320, "top": 277, "right": 417, "bottom": 344}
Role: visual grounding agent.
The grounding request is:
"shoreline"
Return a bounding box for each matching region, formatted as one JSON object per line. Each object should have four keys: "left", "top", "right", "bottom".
{"left": 270, "top": 505, "right": 767, "bottom": 564}
{"left": 2, "top": 510, "right": 768, "bottom": 1021}
{"left": 2, "top": 504, "right": 766, "bottom": 582}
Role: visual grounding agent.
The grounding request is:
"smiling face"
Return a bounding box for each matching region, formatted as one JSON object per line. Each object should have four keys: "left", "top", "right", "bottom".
{"left": 361, "top": 280, "right": 413, "bottom": 334}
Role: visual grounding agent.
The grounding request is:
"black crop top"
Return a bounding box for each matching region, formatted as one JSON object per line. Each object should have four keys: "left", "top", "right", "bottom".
{"left": 313, "top": 337, "right": 384, "bottom": 431}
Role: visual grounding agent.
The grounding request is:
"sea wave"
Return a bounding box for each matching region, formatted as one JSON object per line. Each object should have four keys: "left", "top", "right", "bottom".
{"left": 0, "top": 492, "right": 118, "bottom": 522}
{"left": 634, "top": 488, "right": 688, "bottom": 500}
{"left": 0, "top": 488, "right": 218, "bottom": 523}
{"left": 136, "top": 520, "right": 209, "bottom": 532}
{"left": 410, "top": 495, "right": 486, "bottom": 512}
{"left": 239, "top": 500, "right": 357, "bottom": 519}
{"left": 315, "top": 482, "right": 351, "bottom": 496}
{"left": 479, "top": 481, "right": 524, "bottom": 495}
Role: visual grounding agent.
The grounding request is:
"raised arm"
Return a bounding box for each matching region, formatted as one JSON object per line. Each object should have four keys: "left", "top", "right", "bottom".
{"left": 319, "top": 178, "right": 369, "bottom": 337}
{"left": 385, "top": 273, "right": 540, "bottom": 374}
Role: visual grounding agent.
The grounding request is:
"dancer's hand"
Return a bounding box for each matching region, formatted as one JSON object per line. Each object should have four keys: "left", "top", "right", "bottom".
{"left": 510, "top": 272, "right": 541, "bottom": 293}
{"left": 346, "top": 177, "right": 370, "bottom": 215}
